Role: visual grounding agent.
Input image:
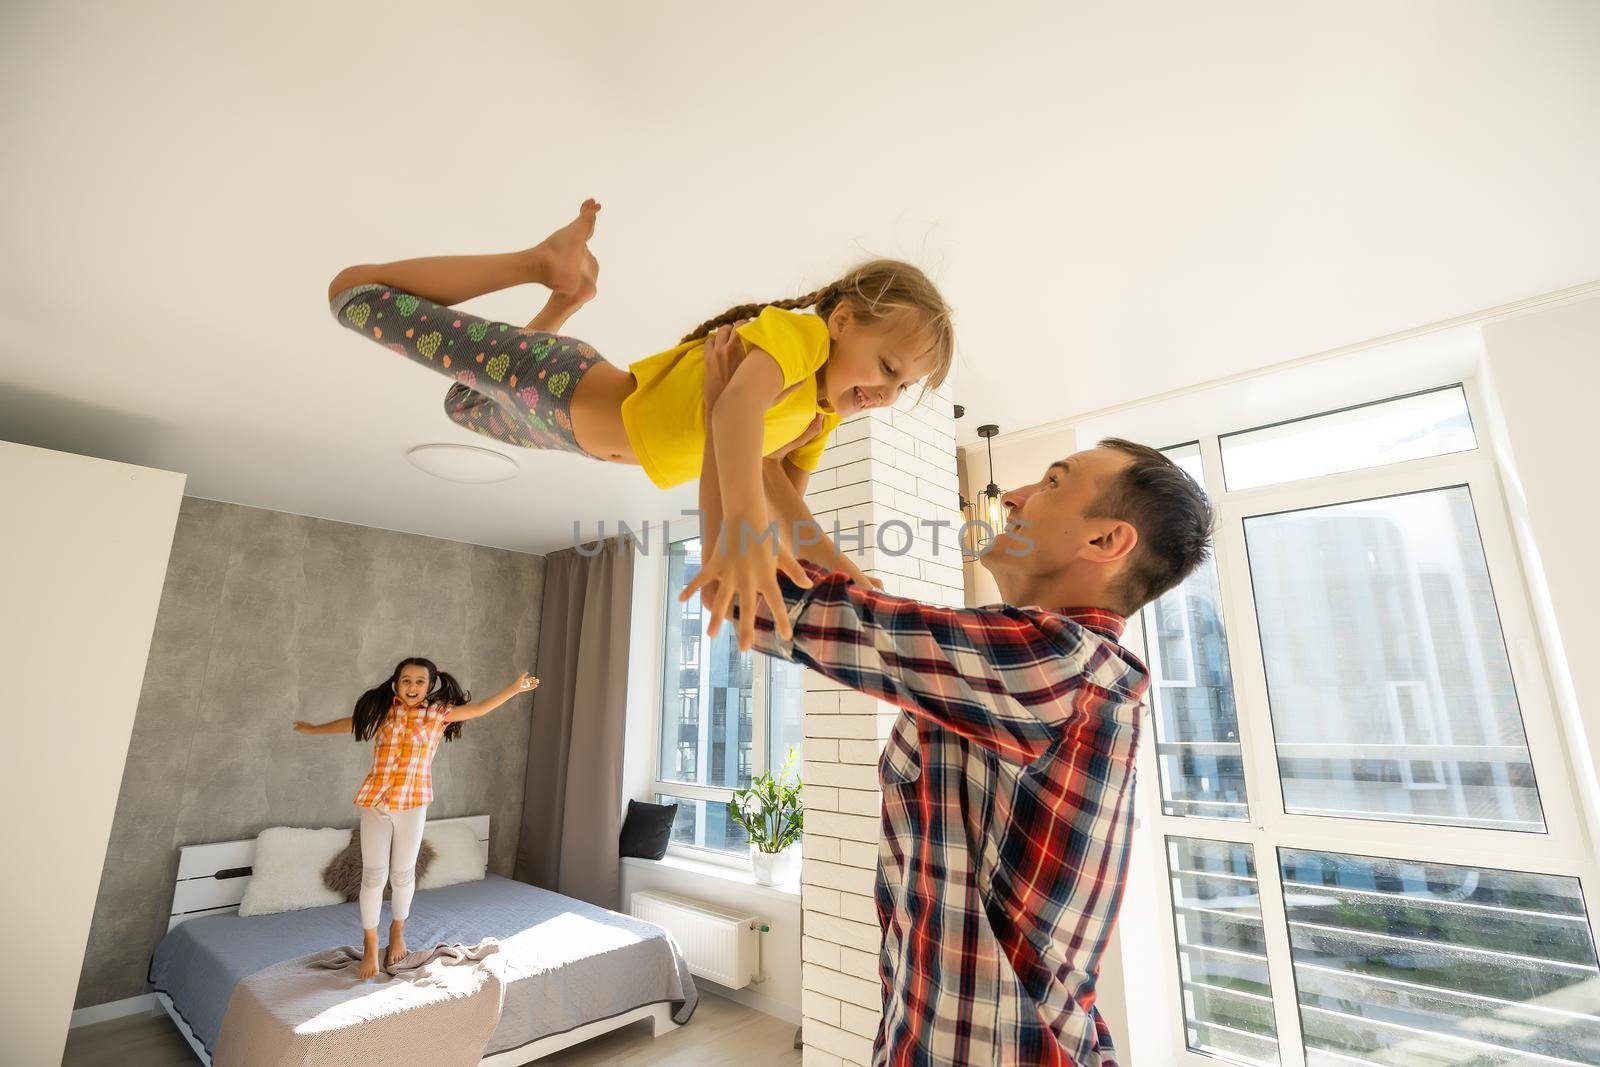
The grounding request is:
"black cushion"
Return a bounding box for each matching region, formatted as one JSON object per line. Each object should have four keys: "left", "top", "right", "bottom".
{"left": 618, "top": 799, "right": 678, "bottom": 860}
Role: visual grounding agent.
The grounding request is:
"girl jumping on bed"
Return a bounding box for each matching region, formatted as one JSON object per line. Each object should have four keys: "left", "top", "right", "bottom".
{"left": 327, "top": 200, "right": 955, "bottom": 651}
{"left": 293, "top": 657, "right": 538, "bottom": 978}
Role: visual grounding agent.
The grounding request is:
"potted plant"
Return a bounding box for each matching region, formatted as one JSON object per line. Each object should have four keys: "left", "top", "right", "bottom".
{"left": 730, "top": 748, "right": 803, "bottom": 885}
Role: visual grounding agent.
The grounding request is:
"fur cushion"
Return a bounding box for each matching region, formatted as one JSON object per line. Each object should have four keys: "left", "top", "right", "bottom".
{"left": 323, "top": 834, "right": 436, "bottom": 902}
{"left": 238, "top": 827, "right": 353, "bottom": 917}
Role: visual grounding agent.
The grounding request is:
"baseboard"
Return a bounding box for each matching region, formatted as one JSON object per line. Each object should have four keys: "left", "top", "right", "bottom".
{"left": 695, "top": 976, "right": 802, "bottom": 1026}
{"left": 71, "top": 993, "right": 158, "bottom": 1029}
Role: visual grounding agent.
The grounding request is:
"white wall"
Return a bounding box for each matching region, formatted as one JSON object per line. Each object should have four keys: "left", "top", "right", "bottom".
{"left": 0, "top": 442, "right": 183, "bottom": 1064}
{"left": 1479, "top": 295, "right": 1600, "bottom": 840}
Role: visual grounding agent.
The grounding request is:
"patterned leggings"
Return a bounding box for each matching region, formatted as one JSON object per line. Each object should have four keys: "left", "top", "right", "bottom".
{"left": 329, "top": 284, "right": 605, "bottom": 454}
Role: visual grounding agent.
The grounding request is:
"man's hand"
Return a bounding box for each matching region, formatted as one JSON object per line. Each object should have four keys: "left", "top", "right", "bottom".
{"left": 705, "top": 321, "right": 806, "bottom": 416}
{"left": 703, "top": 322, "right": 746, "bottom": 408}
{"left": 770, "top": 414, "right": 826, "bottom": 463}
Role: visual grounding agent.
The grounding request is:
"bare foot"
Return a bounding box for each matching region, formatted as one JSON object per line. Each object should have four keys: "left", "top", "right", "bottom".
{"left": 529, "top": 199, "right": 601, "bottom": 308}
{"left": 359, "top": 930, "right": 381, "bottom": 979}
{"left": 384, "top": 920, "right": 408, "bottom": 968}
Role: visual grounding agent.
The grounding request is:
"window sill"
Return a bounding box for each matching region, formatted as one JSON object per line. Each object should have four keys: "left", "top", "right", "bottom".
{"left": 621, "top": 851, "right": 802, "bottom": 902}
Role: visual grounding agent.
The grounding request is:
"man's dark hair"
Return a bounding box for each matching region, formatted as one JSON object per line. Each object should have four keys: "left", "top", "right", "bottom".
{"left": 1091, "top": 438, "right": 1216, "bottom": 614}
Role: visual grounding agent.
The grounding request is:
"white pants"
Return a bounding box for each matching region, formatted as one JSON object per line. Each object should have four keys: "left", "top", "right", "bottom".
{"left": 358, "top": 804, "right": 427, "bottom": 930}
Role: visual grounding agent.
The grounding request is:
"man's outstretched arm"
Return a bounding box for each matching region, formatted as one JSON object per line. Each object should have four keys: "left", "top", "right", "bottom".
{"left": 748, "top": 563, "right": 1118, "bottom": 763}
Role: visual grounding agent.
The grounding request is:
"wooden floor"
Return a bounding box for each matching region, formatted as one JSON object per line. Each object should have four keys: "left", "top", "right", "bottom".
{"left": 62, "top": 993, "right": 802, "bottom": 1067}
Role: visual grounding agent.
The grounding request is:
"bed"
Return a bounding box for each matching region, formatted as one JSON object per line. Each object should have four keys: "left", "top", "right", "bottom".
{"left": 148, "top": 815, "right": 697, "bottom": 1065}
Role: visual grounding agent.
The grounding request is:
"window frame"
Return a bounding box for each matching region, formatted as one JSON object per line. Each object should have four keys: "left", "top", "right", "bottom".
{"left": 1117, "top": 378, "right": 1600, "bottom": 1066}
{"left": 1216, "top": 381, "right": 1477, "bottom": 492}
{"left": 648, "top": 533, "right": 791, "bottom": 865}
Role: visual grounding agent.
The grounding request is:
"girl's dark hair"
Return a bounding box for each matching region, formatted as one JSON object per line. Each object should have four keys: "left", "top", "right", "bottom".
{"left": 351, "top": 657, "right": 469, "bottom": 743}
{"left": 679, "top": 258, "right": 955, "bottom": 394}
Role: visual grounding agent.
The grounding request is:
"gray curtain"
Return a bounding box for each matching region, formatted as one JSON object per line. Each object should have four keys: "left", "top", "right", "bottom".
{"left": 514, "top": 538, "right": 634, "bottom": 909}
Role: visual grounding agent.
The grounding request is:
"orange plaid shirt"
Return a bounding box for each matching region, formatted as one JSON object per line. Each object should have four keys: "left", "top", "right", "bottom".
{"left": 354, "top": 699, "right": 452, "bottom": 810}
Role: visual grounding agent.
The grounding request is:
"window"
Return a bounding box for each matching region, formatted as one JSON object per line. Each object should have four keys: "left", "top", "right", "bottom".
{"left": 657, "top": 793, "right": 751, "bottom": 853}
{"left": 653, "top": 536, "right": 805, "bottom": 857}
{"left": 1220, "top": 385, "right": 1476, "bottom": 491}
{"left": 1245, "top": 487, "right": 1540, "bottom": 831}
{"left": 1278, "top": 849, "right": 1600, "bottom": 1064}
{"left": 1129, "top": 384, "right": 1594, "bottom": 1065}
{"left": 1144, "top": 444, "right": 1251, "bottom": 821}
{"left": 1166, "top": 837, "right": 1282, "bottom": 1063}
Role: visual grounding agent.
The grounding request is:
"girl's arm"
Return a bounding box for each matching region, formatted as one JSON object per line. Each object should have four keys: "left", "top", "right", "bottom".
{"left": 697, "top": 351, "right": 811, "bottom": 650}
{"left": 698, "top": 318, "right": 794, "bottom": 558}
{"left": 443, "top": 673, "right": 539, "bottom": 723}
{"left": 761, "top": 456, "right": 814, "bottom": 561}
{"left": 292, "top": 716, "right": 353, "bottom": 736}
{"left": 696, "top": 329, "right": 812, "bottom": 557}
{"left": 763, "top": 457, "right": 881, "bottom": 589}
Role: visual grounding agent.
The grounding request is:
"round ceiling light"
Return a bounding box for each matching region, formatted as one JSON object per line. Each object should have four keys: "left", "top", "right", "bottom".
{"left": 405, "top": 443, "right": 520, "bottom": 484}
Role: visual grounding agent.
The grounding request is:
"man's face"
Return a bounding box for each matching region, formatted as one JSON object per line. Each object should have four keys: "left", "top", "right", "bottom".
{"left": 987, "top": 447, "right": 1133, "bottom": 575}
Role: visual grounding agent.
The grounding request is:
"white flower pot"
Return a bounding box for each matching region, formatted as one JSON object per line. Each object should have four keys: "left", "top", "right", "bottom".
{"left": 751, "top": 844, "right": 795, "bottom": 886}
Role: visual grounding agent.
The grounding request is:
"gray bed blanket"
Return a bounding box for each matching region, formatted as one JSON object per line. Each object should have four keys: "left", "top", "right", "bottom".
{"left": 149, "top": 875, "right": 697, "bottom": 1059}
{"left": 215, "top": 940, "right": 504, "bottom": 1067}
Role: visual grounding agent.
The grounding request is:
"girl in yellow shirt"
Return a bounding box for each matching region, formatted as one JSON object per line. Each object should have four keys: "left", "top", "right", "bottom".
{"left": 329, "top": 201, "right": 954, "bottom": 647}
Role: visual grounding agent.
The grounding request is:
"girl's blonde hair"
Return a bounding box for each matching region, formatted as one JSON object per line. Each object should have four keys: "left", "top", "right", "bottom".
{"left": 680, "top": 259, "right": 955, "bottom": 393}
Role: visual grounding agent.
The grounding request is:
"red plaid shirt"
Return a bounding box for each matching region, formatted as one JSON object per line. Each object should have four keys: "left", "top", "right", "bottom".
{"left": 755, "top": 563, "right": 1148, "bottom": 1066}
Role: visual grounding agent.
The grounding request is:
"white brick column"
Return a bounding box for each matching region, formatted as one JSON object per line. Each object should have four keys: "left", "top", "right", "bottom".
{"left": 798, "top": 388, "right": 963, "bottom": 1067}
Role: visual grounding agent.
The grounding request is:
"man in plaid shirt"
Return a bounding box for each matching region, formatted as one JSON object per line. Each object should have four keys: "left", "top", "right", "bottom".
{"left": 694, "top": 327, "right": 1215, "bottom": 1067}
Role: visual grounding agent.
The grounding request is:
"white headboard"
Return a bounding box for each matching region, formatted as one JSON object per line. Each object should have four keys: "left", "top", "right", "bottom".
{"left": 167, "top": 814, "right": 491, "bottom": 930}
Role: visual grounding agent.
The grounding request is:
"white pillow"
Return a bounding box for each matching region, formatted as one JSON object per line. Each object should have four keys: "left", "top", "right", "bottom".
{"left": 418, "top": 822, "right": 485, "bottom": 890}
{"left": 238, "top": 827, "right": 352, "bottom": 916}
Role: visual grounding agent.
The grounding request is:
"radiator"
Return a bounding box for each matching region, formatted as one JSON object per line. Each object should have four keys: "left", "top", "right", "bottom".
{"left": 631, "top": 890, "right": 761, "bottom": 989}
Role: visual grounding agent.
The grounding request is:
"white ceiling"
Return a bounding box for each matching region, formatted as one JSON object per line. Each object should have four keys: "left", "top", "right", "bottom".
{"left": 3, "top": 1, "right": 1598, "bottom": 554}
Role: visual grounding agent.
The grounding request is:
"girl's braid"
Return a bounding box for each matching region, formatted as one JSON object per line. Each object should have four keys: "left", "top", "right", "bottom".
{"left": 679, "top": 283, "right": 843, "bottom": 345}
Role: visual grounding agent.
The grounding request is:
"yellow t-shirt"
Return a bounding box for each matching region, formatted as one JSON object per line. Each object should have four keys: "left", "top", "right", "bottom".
{"left": 620, "top": 306, "right": 843, "bottom": 489}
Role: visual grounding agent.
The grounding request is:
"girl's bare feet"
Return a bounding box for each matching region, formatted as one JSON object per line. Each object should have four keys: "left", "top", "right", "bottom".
{"left": 359, "top": 929, "right": 381, "bottom": 979}
{"left": 384, "top": 919, "right": 408, "bottom": 968}
{"left": 527, "top": 199, "right": 601, "bottom": 320}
